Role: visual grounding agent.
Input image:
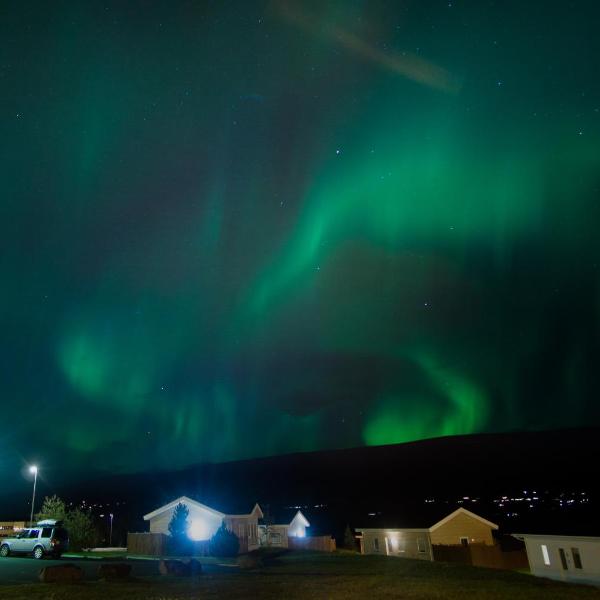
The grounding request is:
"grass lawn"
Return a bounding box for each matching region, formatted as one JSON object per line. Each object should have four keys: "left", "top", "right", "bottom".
{"left": 63, "top": 551, "right": 128, "bottom": 559}
{"left": 2, "top": 551, "right": 599, "bottom": 599}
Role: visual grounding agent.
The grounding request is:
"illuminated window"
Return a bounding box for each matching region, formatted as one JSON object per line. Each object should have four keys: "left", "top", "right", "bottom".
{"left": 572, "top": 548, "right": 582, "bottom": 569}
{"left": 541, "top": 544, "right": 550, "bottom": 565}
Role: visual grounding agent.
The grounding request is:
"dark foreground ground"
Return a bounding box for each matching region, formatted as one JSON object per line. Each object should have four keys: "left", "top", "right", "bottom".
{"left": 1, "top": 551, "right": 599, "bottom": 599}
{"left": 0, "top": 555, "right": 227, "bottom": 585}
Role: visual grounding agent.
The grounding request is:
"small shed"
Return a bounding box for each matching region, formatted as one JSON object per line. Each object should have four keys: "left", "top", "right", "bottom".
{"left": 515, "top": 533, "right": 600, "bottom": 586}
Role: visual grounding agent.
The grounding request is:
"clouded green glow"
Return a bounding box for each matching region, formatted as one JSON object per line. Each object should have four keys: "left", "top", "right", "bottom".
{"left": 363, "top": 352, "right": 488, "bottom": 445}
{"left": 2, "top": 0, "right": 599, "bottom": 476}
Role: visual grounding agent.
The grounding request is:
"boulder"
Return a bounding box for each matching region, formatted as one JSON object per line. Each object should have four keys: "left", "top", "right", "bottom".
{"left": 159, "top": 558, "right": 202, "bottom": 577}
{"left": 39, "top": 563, "right": 83, "bottom": 583}
{"left": 97, "top": 562, "right": 132, "bottom": 580}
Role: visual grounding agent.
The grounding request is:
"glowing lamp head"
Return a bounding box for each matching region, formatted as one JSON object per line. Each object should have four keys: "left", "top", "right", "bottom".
{"left": 188, "top": 520, "right": 209, "bottom": 541}
{"left": 29, "top": 465, "right": 38, "bottom": 475}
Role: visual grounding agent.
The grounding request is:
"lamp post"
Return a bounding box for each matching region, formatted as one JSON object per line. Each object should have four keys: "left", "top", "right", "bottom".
{"left": 29, "top": 465, "right": 38, "bottom": 526}
{"left": 109, "top": 513, "right": 114, "bottom": 546}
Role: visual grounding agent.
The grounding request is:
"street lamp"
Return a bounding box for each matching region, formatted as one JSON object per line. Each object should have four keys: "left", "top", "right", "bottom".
{"left": 109, "top": 513, "right": 114, "bottom": 546}
{"left": 29, "top": 465, "right": 38, "bottom": 526}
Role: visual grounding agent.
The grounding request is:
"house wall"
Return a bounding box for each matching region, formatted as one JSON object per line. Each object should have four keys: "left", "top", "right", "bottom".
{"left": 224, "top": 516, "right": 260, "bottom": 552}
{"left": 524, "top": 536, "right": 600, "bottom": 585}
{"left": 430, "top": 513, "right": 494, "bottom": 546}
{"left": 359, "top": 530, "right": 433, "bottom": 561}
{"left": 288, "top": 514, "right": 307, "bottom": 538}
{"left": 149, "top": 505, "right": 223, "bottom": 541}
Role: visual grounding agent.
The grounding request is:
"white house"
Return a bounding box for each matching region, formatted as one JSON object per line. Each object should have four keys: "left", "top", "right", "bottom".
{"left": 143, "top": 497, "right": 310, "bottom": 553}
{"left": 259, "top": 510, "right": 311, "bottom": 547}
{"left": 143, "top": 496, "right": 263, "bottom": 553}
{"left": 514, "top": 533, "right": 600, "bottom": 586}
{"left": 356, "top": 508, "right": 498, "bottom": 560}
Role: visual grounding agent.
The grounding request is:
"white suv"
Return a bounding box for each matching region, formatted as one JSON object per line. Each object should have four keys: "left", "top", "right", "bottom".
{"left": 0, "top": 520, "right": 69, "bottom": 559}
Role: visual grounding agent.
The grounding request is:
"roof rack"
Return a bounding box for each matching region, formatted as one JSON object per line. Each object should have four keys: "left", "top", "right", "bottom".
{"left": 36, "top": 519, "right": 63, "bottom": 526}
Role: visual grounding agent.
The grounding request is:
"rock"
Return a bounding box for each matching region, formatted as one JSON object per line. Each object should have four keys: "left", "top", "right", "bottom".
{"left": 189, "top": 559, "right": 203, "bottom": 575}
{"left": 159, "top": 559, "right": 201, "bottom": 577}
{"left": 97, "top": 562, "right": 132, "bottom": 580}
{"left": 39, "top": 563, "right": 83, "bottom": 583}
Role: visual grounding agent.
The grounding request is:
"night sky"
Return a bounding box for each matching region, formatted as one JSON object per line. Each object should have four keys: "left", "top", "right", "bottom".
{"left": 2, "top": 0, "right": 599, "bottom": 478}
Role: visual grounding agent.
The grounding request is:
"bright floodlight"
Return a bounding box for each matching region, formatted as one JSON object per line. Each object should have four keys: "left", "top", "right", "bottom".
{"left": 29, "top": 465, "right": 38, "bottom": 474}
{"left": 188, "top": 520, "right": 209, "bottom": 541}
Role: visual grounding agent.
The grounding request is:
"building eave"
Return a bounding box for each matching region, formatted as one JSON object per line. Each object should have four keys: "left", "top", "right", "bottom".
{"left": 143, "top": 496, "right": 226, "bottom": 521}
{"left": 429, "top": 508, "right": 499, "bottom": 532}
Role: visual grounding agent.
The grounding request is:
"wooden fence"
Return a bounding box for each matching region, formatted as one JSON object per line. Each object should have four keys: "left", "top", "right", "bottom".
{"left": 432, "top": 543, "right": 528, "bottom": 570}
{"left": 127, "top": 533, "right": 212, "bottom": 556}
{"left": 127, "top": 532, "right": 168, "bottom": 556}
{"left": 288, "top": 536, "right": 337, "bottom": 553}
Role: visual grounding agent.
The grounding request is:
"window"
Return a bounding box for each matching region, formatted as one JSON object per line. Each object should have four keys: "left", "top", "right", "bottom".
{"left": 572, "top": 548, "right": 583, "bottom": 569}
{"left": 559, "top": 548, "right": 568, "bottom": 570}
{"left": 541, "top": 544, "right": 550, "bottom": 565}
{"left": 28, "top": 529, "right": 40, "bottom": 539}
{"left": 460, "top": 537, "right": 469, "bottom": 547}
{"left": 373, "top": 538, "right": 379, "bottom": 552}
{"left": 417, "top": 537, "right": 427, "bottom": 553}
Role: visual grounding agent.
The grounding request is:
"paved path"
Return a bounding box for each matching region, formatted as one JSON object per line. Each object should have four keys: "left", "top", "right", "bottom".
{"left": 0, "top": 556, "right": 166, "bottom": 584}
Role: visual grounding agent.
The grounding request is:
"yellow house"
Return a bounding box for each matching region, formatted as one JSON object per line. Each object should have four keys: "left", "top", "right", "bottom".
{"left": 430, "top": 508, "right": 497, "bottom": 546}
{"left": 357, "top": 508, "right": 498, "bottom": 559}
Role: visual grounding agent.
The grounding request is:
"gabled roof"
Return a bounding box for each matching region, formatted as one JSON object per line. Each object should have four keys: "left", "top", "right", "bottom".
{"left": 227, "top": 503, "right": 264, "bottom": 519}
{"left": 289, "top": 510, "right": 310, "bottom": 527}
{"left": 513, "top": 533, "right": 600, "bottom": 542}
{"left": 271, "top": 509, "right": 310, "bottom": 528}
{"left": 143, "top": 496, "right": 225, "bottom": 521}
{"left": 356, "top": 507, "right": 499, "bottom": 532}
{"left": 355, "top": 527, "right": 429, "bottom": 533}
{"left": 429, "top": 507, "right": 499, "bottom": 532}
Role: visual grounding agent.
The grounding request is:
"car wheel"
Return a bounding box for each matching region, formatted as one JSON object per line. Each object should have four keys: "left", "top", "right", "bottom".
{"left": 0, "top": 544, "right": 9, "bottom": 557}
{"left": 33, "top": 546, "right": 44, "bottom": 560}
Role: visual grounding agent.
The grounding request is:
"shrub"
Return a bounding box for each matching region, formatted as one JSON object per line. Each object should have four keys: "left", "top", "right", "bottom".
{"left": 209, "top": 521, "right": 239, "bottom": 557}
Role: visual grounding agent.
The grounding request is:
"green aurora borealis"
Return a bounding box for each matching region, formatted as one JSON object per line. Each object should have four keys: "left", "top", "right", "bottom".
{"left": 2, "top": 0, "right": 600, "bottom": 475}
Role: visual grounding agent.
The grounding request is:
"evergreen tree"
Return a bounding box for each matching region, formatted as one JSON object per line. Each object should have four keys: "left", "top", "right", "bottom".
{"left": 35, "top": 495, "right": 66, "bottom": 522}
{"left": 209, "top": 521, "right": 239, "bottom": 557}
{"left": 167, "top": 502, "right": 191, "bottom": 555}
{"left": 64, "top": 507, "right": 98, "bottom": 551}
{"left": 342, "top": 524, "right": 357, "bottom": 551}
{"left": 32, "top": 495, "right": 97, "bottom": 550}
